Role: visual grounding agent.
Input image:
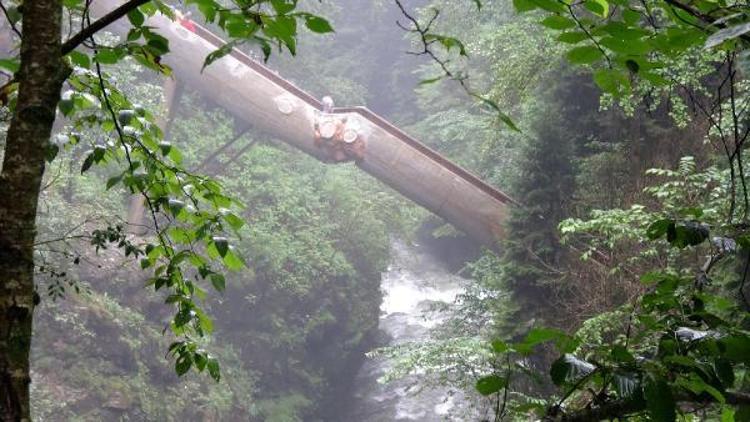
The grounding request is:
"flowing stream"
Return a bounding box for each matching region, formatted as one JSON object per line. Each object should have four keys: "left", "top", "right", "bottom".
{"left": 342, "top": 240, "right": 472, "bottom": 421}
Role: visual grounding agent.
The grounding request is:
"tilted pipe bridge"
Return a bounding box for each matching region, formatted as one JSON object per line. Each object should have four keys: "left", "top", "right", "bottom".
{"left": 89, "top": 4, "right": 518, "bottom": 247}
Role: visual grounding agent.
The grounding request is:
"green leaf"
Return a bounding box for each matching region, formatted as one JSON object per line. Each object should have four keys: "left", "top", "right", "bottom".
{"left": 262, "top": 15, "right": 298, "bottom": 55}
{"left": 598, "top": 21, "right": 648, "bottom": 40}
{"left": 168, "top": 199, "right": 185, "bottom": 217}
{"left": 472, "top": 94, "right": 520, "bottom": 132}
{"left": 305, "top": 16, "right": 334, "bottom": 34}
{"left": 210, "top": 273, "right": 225, "bottom": 292}
{"left": 599, "top": 37, "right": 650, "bottom": 55}
{"left": 714, "top": 358, "right": 735, "bottom": 388}
{"left": 154, "top": 277, "right": 168, "bottom": 290}
{"left": 140, "top": 1, "right": 160, "bottom": 16}
{"left": 541, "top": 15, "right": 576, "bottom": 30}
{"left": 584, "top": 0, "right": 609, "bottom": 17}
{"left": 195, "top": 308, "right": 214, "bottom": 334}
{"left": 203, "top": 40, "right": 242, "bottom": 71}
{"left": 165, "top": 294, "right": 187, "bottom": 304}
{"left": 644, "top": 377, "right": 676, "bottom": 422}
{"left": 159, "top": 141, "right": 172, "bottom": 156}
{"left": 223, "top": 247, "right": 245, "bottom": 271}
{"left": 168, "top": 146, "right": 183, "bottom": 164}
{"left": 127, "top": 8, "right": 145, "bottom": 27}
{"left": 646, "top": 218, "right": 674, "bottom": 240}
{"left": 94, "top": 48, "right": 123, "bottom": 64}
{"left": 641, "top": 271, "right": 671, "bottom": 284}
{"left": 80, "top": 152, "right": 95, "bottom": 174}
{"left": 175, "top": 355, "right": 192, "bottom": 376}
{"left": 45, "top": 143, "right": 59, "bottom": 163}
{"left": 722, "top": 407, "right": 736, "bottom": 422}
{"left": 118, "top": 109, "right": 135, "bottom": 126}
{"left": 523, "top": 328, "right": 562, "bottom": 345}
{"left": 668, "top": 221, "right": 709, "bottom": 248}
{"left": 679, "top": 207, "right": 704, "bottom": 219}
{"left": 271, "top": 0, "right": 295, "bottom": 14}
{"left": 59, "top": 99, "right": 74, "bottom": 116}
{"left": 67, "top": 51, "right": 90, "bottom": 69}
{"left": 492, "top": 339, "right": 508, "bottom": 353}
{"left": 611, "top": 345, "right": 635, "bottom": 363}
{"left": 0, "top": 58, "right": 18, "bottom": 74}
{"left": 736, "top": 405, "right": 750, "bottom": 421}
{"left": 550, "top": 354, "right": 595, "bottom": 386}
{"left": 557, "top": 31, "right": 588, "bottom": 44}
{"left": 424, "top": 34, "right": 467, "bottom": 56}
{"left": 222, "top": 211, "right": 244, "bottom": 230}
{"left": 5, "top": 5, "right": 20, "bottom": 24}
{"left": 566, "top": 46, "right": 604, "bottom": 64}
{"left": 675, "top": 374, "right": 725, "bottom": 404}
{"left": 475, "top": 375, "right": 507, "bottom": 396}
{"left": 516, "top": 327, "right": 577, "bottom": 354}
{"left": 418, "top": 76, "right": 443, "bottom": 85}
{"left": 192, "top": 0, "right": 218, "bottom": 22}
{"left": 207, "top": 357, "right": 221, "bottom": 381}
{"left": 168, "top": 341, "right": 183, "bottom": 354}
{"left": 248, "top": 36, "right": 273, "bottom": 61}
{"left": 146, "top": 36, "right": 170, "bottom": 56}
{"left": 127, "top": 28, "right": 142, "bottom": 42}
{"left": 194, "top": 351, "right": 208, "bottom": 371}
{"left": 212, "top": 236, "right": 229, "bottom": 257}
{"left": 225, "top": 15, "right": 256, "bottom": 38}
{"left": 174, "top": 308, "right": 193, "bottom": 328}
{"left": 498, "top": 112, "right": 519, "bottom": 132}
{"left": 513, "top": 0, "right": 537, "bottom": 12}
{"left": 593, "top": 68, "right": 624, "bottom": 95}
{"left": 622, "top": 8, "right": 641, "bottom": 25}
{"left": 719, "top": 335, "right": 750, "bottom": 364}
{"left": 529, "top": 0, "right": 567, "bottom": 13}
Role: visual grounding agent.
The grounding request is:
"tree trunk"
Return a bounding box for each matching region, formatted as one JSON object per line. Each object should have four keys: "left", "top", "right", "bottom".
{"left": 0, "top": 0, "right": 68, "bottom": 418}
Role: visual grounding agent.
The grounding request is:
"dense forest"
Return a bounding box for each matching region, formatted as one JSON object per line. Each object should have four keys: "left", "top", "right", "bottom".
{"left": 1, "top": 0, "right": 749, "bottom": 420}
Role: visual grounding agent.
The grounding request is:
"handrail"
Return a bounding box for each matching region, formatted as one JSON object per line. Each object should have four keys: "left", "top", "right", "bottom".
{"left": 189, "top": 21, "right": 518, "bottom": 207}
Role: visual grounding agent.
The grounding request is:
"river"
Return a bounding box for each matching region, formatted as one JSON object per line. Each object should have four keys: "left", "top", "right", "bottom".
{"left": 342, "top": 240, "right": 473, "bottom": 421}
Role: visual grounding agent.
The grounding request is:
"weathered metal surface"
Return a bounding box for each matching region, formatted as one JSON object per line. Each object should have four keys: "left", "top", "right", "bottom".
{"left": 90, "top": 3, "right": 515, "bottom": 246}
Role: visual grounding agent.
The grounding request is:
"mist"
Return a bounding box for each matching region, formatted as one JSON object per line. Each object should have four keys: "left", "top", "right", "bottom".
{"left": 0, "top": 0, "right": 746, "bottom": 420}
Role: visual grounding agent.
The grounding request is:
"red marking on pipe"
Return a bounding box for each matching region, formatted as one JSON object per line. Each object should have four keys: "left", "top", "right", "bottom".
{"left": 179, "top": 19, "right": 196, "bottom": 32}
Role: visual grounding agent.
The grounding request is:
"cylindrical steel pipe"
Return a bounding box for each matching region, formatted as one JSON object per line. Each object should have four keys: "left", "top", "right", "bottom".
{"left": 89, "top": 4, "right": 515, "bottom": 246}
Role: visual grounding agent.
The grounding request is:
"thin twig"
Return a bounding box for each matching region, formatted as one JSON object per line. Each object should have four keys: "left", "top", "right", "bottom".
{"left": 566, "top": 4, "right": 612, "bottom": 68}
{"left": 0, "top": 0, "right": 21, "bottom": 39}
{"left": 62, "top": 0, "right": 151, "bottom": 55}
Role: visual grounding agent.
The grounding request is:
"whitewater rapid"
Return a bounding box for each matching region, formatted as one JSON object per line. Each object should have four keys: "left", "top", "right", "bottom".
{"left": 343, "top": 240, "right": 471, "bottom": 421}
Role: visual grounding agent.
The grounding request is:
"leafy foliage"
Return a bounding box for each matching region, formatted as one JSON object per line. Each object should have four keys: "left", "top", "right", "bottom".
{"left": 475, "top": 156, "right": 750, "bottom": 420}
{"left": 401, "top": 0, "right": 750, "bottom": 418}
{"left": 0, "top": 0, "right": 336, "bottom": 386}
{"left": 510, "top": 0, "right": 732, "bottom": 99}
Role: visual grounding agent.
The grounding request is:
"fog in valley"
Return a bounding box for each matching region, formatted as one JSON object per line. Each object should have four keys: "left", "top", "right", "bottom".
{"left": 0, "top": 0, "right": 748, "bottom": 421}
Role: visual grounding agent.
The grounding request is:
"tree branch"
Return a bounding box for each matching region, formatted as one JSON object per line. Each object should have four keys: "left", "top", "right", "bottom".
{"left": 662, "top": 0, "right": 750, "bottom": 43}
{"left": 61, "top": 0, "right": 151, "bottom": 55}
{"left": 0, "top": 0, "right": 22, "bottom": 39}
{"left": 663, "top": 0, "right": 713, "bottom": 23}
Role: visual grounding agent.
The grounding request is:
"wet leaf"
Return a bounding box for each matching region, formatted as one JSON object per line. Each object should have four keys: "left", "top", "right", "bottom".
{"left": 476, "top": 375, "right": 507, "bottom": 396}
